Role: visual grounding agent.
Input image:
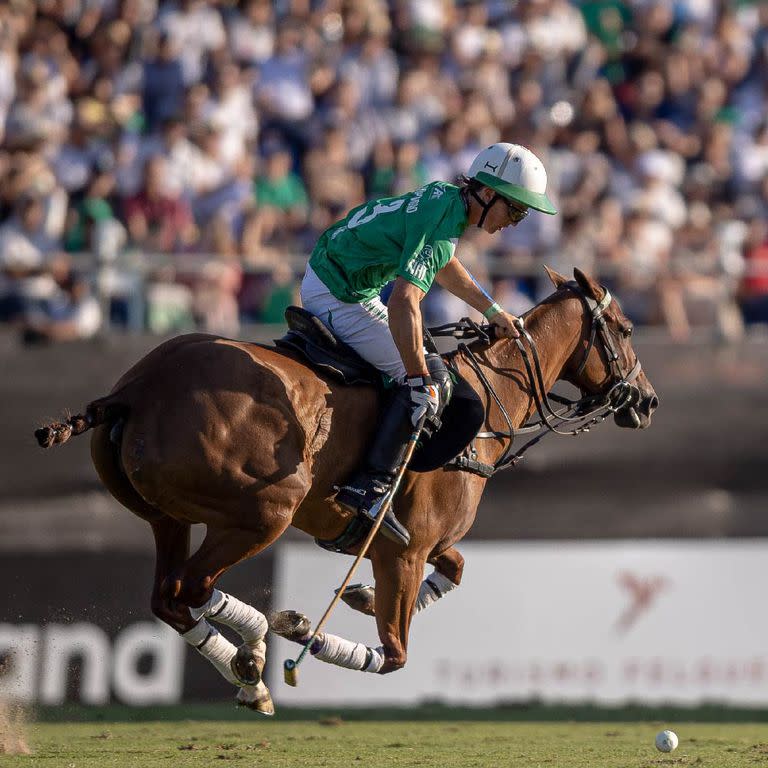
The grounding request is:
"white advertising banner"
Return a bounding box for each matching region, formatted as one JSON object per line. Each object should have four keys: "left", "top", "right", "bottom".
{"left": 270, "top": 540, "right": 768, "bottom": 706}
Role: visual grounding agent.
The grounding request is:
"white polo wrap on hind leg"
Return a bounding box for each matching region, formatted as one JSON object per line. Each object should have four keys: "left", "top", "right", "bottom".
{"left": 414, "top": 571, "right": 457, "bottom": 614}
{"left": 312, "top": 633, "right": 385, "bottom": 673}
{"left": 190, "top": 589, "right": 268, "bottom": 645}
{"left": 181, "top": 619, "right": 240, "bottom": 685}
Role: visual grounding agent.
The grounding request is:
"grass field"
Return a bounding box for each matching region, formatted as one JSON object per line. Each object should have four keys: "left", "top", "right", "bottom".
{"left": 6, "top": 718, "right": 768, "bottom": 767}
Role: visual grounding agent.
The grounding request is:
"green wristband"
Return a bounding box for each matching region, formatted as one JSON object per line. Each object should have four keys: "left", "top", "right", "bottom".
{"left": 483, "top": 302, "right": 503, "bottom": 320}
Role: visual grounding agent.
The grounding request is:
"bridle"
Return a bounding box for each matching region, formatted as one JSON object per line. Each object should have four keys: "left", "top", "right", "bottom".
{"left": 563, "top": 280, "right": 643, "bottom": 414}
{"left": 428, "top": 281, "right": 643, "bottom": 478}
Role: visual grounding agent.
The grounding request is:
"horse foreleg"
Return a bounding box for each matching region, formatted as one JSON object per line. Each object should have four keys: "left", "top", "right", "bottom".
{"left": 272, "top": 548, "right": 426, "bottom": 675}
{"left": 429, "top": 547, "right": 465, "bottom": 584}
{"left": 413, "top": 546, "right": 462, "bottom": 613}
{"left": 272, "top": 609, "right": 387, "bottom": 673}
{"left": 340, "top": 546, "right": 463, "bottom": 618}
{"left": 370, "top": 547, "right": 425, "bottom": 674}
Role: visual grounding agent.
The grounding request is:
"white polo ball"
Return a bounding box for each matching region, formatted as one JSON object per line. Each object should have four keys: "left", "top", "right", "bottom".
{"left": 655, "top": 729, "right": 679, "bottom": 752}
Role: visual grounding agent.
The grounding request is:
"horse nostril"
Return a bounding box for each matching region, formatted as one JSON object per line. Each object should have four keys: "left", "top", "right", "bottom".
{"left": 646, "top": 395, "right": 659, "bottom": 413}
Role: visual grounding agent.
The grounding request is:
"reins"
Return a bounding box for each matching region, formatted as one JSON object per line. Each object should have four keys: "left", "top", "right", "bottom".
{"left": 427, "top": 282, "right": 643, "bottom": 477}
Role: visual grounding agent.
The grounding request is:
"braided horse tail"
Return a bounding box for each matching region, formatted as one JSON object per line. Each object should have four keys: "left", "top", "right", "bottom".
{"left": 35, "top": 397, "right": 126, "bottom": 449}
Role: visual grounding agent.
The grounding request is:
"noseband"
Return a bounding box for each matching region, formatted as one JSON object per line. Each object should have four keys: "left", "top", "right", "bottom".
{"left": 428, "top": 282, "right": 643, "bottom": 477}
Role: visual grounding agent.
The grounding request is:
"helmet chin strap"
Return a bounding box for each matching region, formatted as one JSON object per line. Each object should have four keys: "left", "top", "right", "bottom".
{"left": 470, "top": 189, "right": 501, "bottom": 228}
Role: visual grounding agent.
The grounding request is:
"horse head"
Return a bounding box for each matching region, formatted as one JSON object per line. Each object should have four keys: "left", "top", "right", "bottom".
{"left": 544, "top": 266, "right": 659, "bottom": 429}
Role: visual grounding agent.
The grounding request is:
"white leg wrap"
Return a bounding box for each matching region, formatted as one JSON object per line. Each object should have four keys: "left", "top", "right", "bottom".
{"left": 313, "top": 633, "right": 385, "bottom": 674}
{"left": 189, "top": 589, "right": 268, "bottom": 646}
{"left": 365, "top": 645, "right": 386, "bottom": 673}
{"left": 414, "top": 571, "right": 457, "bottom": 614}
{"left": 181, "top": 619, "right": 239, "bottom": 685}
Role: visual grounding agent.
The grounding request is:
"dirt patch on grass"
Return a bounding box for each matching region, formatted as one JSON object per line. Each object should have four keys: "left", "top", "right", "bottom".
{"left": 0, "top": 701, "right": 31, "bottom": 755}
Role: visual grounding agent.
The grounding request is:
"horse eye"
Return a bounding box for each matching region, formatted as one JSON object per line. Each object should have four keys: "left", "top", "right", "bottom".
{"left": 622, "top": 327, "right": 633, "bottom": 338}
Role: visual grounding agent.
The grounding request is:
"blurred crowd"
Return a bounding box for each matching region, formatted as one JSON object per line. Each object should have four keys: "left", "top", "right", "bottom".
{"left": 1, "top": 0, "right": 767, "bottom": 344}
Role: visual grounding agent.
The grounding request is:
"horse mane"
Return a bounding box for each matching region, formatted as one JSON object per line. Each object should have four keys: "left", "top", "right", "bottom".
{"left": 443, "top": 282, "right": 576, "bottom": 363}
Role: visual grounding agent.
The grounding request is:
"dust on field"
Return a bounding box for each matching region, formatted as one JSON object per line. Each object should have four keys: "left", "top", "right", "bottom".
{"left": 0, "top": 701, "right": 31, "bottom": 755}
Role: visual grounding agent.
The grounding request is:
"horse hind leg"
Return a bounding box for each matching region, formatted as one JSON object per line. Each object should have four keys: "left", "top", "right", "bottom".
{"left": 174, "top": 520, "right": 292, "bottom": 715}
{"left": 189, "top": 588, "right": 268, "bottom": 684}
{"left": 183, "top": 611, "right": 274, "bottom": 715}
{"left": 91, "top": 422, "right": 195, "bottom": 633}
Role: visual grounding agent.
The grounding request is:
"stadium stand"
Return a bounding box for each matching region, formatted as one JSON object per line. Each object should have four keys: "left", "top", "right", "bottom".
{"left": 0, "top": 0, "right": 765, "bottom": 343}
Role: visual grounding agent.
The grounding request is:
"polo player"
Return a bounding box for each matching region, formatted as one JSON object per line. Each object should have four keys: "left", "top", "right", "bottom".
{"left": 300, "top": 143, "right": 558, "bottom": 546}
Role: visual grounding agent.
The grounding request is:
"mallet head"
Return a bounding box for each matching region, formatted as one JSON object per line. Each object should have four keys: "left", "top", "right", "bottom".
{"left": 283, "top": 658, "right": 298, "bottom": 687}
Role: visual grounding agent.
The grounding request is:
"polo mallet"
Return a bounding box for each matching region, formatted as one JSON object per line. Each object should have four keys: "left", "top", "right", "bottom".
{"left": 283, "top": 426, "right": 422, "bottom": 686}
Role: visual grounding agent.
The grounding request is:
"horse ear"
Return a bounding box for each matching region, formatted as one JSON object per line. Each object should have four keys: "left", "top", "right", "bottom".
{"left": 573, "top": 267, "right": 604, "bottom": 300}
{"left": 543, "top": 265, "right": 568, "bottom": 288}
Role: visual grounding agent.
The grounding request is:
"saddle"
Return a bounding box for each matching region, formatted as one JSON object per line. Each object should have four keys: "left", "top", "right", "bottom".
{"left": 274, "top": 306, "right": 381, "bottom": 386}
{"left": 274, "top": 306, "right": 485, "bottom": 476}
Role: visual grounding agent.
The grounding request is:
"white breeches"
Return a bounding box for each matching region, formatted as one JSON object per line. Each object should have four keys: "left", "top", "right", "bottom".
{"left": 300, "top": 265, "right": 407, "bottom": 381}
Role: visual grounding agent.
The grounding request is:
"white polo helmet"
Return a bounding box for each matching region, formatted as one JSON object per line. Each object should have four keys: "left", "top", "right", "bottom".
{"left": 468, "top": 143, "right": 557, "bottom": 215}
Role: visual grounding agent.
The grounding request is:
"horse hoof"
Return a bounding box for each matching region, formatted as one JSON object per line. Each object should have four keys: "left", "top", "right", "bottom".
{"left": 271, "top": 610, "right": 311, "bottom": 643}
{"left": 230, "top": 641, "right": 265, "bottom": 686}
{"left": 337, "top": 583, "right": 376, "bottom": 616}
{"left": 236, "top": 682, "right": 274, "bottom": 716}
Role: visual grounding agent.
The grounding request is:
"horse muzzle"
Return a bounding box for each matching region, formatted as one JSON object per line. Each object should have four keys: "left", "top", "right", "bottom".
{"left": 613, "top": 391, "right": 659, "bottom": 429}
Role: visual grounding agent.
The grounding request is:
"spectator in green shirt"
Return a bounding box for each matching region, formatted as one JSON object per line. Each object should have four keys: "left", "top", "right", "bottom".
{"left": 253, "top": 141, "right": 308, "bottom": 233}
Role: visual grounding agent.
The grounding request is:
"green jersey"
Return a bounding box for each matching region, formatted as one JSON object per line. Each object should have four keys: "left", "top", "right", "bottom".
{"left": 309, "top": 182, "right": 468, "bottom": 303}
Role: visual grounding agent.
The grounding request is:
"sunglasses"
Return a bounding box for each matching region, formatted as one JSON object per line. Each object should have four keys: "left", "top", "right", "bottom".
{"left": 505, "top": 201, "right": 529, "bottom": 224}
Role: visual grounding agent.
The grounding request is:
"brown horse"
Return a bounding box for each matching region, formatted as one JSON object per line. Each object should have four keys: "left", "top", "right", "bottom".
{"left": 35, "top": 267, "right": 657, "bottom": 714}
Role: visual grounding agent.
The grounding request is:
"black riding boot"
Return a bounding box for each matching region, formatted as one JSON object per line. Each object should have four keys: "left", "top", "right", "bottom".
{"left": 335, "top": 385, "right": 415, "bottom": 547}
